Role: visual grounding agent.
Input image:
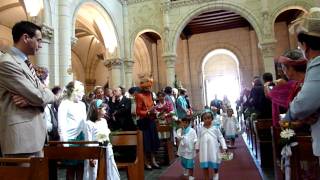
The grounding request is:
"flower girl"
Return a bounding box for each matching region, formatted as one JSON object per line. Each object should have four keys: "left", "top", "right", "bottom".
{"left": 222, "top": 108, "right": 239, "bottom": 148}
{"left": 177, "top": 117, "right": 197, "bottom": 180}
{"left": 196, "top": 110, "right": 227, "bottom": 180}
{"left": 84, "top": 99, "right": 120, "bottom": 180}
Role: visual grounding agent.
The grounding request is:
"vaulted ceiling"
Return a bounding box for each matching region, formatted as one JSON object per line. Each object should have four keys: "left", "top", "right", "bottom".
{"left": 181, "top": 9, "right": 303, "bottom": 39}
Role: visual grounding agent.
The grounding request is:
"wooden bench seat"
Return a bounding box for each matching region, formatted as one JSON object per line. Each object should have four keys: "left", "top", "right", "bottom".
{"left": 253, "top": 119, "right": 273, "bottom": 167}
{"left": 0, "top": 157, "right": 48, "bottom": 180}
{"left": 44, "top": 141, "right": 107, "bottom": 180}
{"left": 111, "top": 131, "right": 144, "bottom": 180}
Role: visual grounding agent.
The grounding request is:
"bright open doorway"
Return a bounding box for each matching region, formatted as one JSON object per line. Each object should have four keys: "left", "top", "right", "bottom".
{"left": 202, "top": 49, "right": 241, "bottom": 110}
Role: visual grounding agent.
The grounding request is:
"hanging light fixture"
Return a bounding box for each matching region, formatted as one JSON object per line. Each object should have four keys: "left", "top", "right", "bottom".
{"left": 23, "top": 0, "right": 43, "bottom": 17}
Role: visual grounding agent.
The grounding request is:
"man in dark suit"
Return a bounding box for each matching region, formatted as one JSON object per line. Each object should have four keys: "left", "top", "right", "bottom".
{"left": 109, "top": 87, "right": 136, "bottom": 131}
{"left": 0, "top": 21, "right": 56, "bottom": 157}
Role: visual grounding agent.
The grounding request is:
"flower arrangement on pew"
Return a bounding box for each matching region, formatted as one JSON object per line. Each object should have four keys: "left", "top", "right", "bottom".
{"left": 279, "top": 121, "right": 298, "bottom": 180}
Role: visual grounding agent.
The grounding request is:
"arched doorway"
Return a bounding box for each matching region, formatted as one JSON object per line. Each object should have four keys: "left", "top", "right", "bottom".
{"left": 174, "top": 8, "right": 258, "bottom": 110}
{"left": 133, "top": 32, "right": 162, "bottom": 91}
{"left": 73, "top": 2, "right": 118, "bottom": 91}
{"left": 202, "top": 49, "right": 240, "bottom": 108}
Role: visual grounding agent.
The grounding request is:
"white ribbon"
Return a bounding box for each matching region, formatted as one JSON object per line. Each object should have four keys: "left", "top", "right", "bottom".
{"left": 280, "top": 142, "right": 298, "bottom": 180}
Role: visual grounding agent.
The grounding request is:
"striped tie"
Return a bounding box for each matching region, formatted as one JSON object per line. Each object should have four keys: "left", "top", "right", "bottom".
{"left": 25, "top": 59, "right": 37, "bottom": 78}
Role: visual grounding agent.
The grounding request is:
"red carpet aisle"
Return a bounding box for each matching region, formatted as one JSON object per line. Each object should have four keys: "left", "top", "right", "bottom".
{"left": 159, "top": 137, "right": 262, "bottom": 180}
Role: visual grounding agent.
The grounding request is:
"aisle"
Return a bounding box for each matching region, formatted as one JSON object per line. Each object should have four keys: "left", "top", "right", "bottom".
{"left": 159, "top": 136, "right": 262, "bottom": 180}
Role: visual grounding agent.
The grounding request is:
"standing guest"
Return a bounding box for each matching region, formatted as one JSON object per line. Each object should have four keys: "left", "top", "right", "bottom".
{"left": 135, "top": 74, "right": 160, "bottom": 170}
{"left": 281, "top": 8, "right": 320, "bottom": 165}
{"left": 58, "top": 80, "right": 86, "bottom": 180}
{"left": 177, "top": 117, "right": 197, "bottom": 180}
{"left": 94, "top": 86, "right": 104, "bottom": 100}
{"left": 128, "top": 86, "right": 140, "bottom": 125}
{"left": 265, "top": 49, "right": 307, "bottom": 126}
{"left": 176, "top": 88, "right": 190, "bottom": 120}
{"left": 109, "top": 87, "right": 136, "bottom": 131}
{"left": 196, "top": 110, "right": 227, "bottom": 180}
{"left": 210, "top": 95, "right": 222, "bottom": 115}
{"left": 104, "top": 86, "right": 113, "bottom": 103}
{"left": 0, "top": 21, "right": 56, "bottom": 157}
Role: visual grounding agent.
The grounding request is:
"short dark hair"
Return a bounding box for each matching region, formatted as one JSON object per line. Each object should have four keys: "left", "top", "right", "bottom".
{"left": 164, "top": 86, "right": 172, "bottom": 94}
{"left": 51, "top": 86, "right": 62, "bottom": 95}
{"left": 12, "top": 21, "right": 41, "bottom": 43}
{"left": 297, "top": 32, "right": 320, "bottom": 51}
{"left": 181, "top": 116, "right": 192, "bottom": 124}
{"left": 262, "top": 72, "right": 273, "bottom": 83}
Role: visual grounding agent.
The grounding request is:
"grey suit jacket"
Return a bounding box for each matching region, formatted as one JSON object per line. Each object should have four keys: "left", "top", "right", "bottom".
{"left": 0, "top": 49, "right": 55, "bottom": 154}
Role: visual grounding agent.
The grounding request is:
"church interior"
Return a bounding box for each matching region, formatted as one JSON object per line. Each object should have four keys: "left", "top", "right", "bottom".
{"left": 0, "top": 0, "right": 320, "bottom": 179}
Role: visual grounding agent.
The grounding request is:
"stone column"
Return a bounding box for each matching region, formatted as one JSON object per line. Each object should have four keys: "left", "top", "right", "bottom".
{"left": 259, "top": 40, "right": 277, "bottom": 76}
{"left": 85, "top": 79, "right": 96, "bottom": 93}
{"left": 162, "top": 54, "right": 176, "bottom": 87}
{"left": 124, "top": 59, "right": 134, "bottom": 88}
{"left": 58, "top": 0, "right": 73, "bottom": 86}
{"left": 105, "top": 58, "right": 122, "bottom": 88}
{"left": 36, "top": 24, "right": 53, "bottom": 68}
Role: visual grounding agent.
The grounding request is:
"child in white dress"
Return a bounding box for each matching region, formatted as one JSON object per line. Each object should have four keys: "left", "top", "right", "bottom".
{"left": 196, "top": 110, "right": 227, "bottom": 180}
{"left": 222, "top": 108, "right": 239, "bottom": 148}
{"left": 177, "top": 117, "right": 197, "bottom": 180}
{"left": 84, "top": 99, "right": 120, "bottom": 180}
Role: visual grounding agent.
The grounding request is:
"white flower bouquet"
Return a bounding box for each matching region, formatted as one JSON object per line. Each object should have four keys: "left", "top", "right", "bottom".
{"left": 96, "top": 133, "right": 109, "bottom": 145}
{"left": 279, "top": 127, "right": 297, "bottom": 148}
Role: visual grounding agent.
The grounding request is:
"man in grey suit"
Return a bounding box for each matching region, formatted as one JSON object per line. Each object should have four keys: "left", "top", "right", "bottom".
{"left": 0, "top": 21, "right": 56, "bottom": 157}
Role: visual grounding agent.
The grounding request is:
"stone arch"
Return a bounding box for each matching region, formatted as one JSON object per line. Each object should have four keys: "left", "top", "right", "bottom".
{"left": 171, "top": 2, "right": 263, "bottom": 54}
{"left": 71, "top": 0, "right": 121, "bottom": 57}
{"left": 197, "top": 43, "right": 245, "bottom": 75}
{"left": 270, "top": 1, "right": 313, "bottom": 25}
{"left": 129, "top": 26, "right": 162, "bottom": 59}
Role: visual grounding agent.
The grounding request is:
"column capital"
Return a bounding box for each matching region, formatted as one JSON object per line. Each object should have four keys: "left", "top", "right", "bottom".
{"left": 71, "top": 37, "right": 78, "bottom": 47}
{"left": 104, "top": 58, "right": 122, "bottom": 68}
{"left": 85, "top": 78, "right": 96, "bottom": 85}
{"left": 41, "top": 24, "right": 54, "bottom": 41}
{"left": 124, "top": 59, "right": 134, "bottom": 68}
{"left": 162, "top": 53, "right": 176, "bottom": 68}
{"left": 259, "top": 40, "right": 277, "bottom": 57}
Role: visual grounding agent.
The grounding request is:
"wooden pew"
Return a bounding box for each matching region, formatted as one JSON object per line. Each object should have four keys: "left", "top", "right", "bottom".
{"left": 253, "top": 119, "right": 273, "bottom": 167}
{"left": 271, "top": 126, "right": 284, "bottom": 180}
{"left": 44, "top": 141, "right": 106, "bottom": 180}
{"left": 0, "top": 157, "right": 48, "bottom": 180}
{"left": 111, "top": 131, "right": 144, "bottom": 180}
{"left": 157, "top": 124, "right": 175, "bottom": 164}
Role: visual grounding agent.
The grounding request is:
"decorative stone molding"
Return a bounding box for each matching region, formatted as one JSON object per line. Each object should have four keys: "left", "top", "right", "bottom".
{"left": 261, "top": 11, "right": 273, "bottom": 39}
{"left": 71, "top": 37, "right": 78, "bottom": 47}
{"left": 170, "top": 0, "right": 218, "bottom": 9}
{"left": 85, "top": 79, "right": 96, "bottom": 85}
{"left": 41, "top": 24, "right": 53, "bottom": 40}
{"left": 104, "top": 58, "right": 122, "bottom": 68}
{"left": 259, "top": 40, "right": 277, "bottom": 57}
{"left": 162, "top": 54, "right": 176, "bottom": 68}
{"left": 125, "top": 0, "right": 153, "bottom": 5}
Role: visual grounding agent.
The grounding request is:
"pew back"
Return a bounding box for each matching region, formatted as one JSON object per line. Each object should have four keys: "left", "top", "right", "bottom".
{"left": 0, "top": 157, "right": 48, "bottom": 180}
{"left": 111, "top": 131, "right": 144, "bottom": 180}
{"left": 44, "top": 141, "right": 106, "bottom": 180}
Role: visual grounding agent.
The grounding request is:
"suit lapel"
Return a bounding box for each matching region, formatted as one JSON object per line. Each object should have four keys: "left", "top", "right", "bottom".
{"left": 9, "top": 51, "right": 39, "bottom": 88}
